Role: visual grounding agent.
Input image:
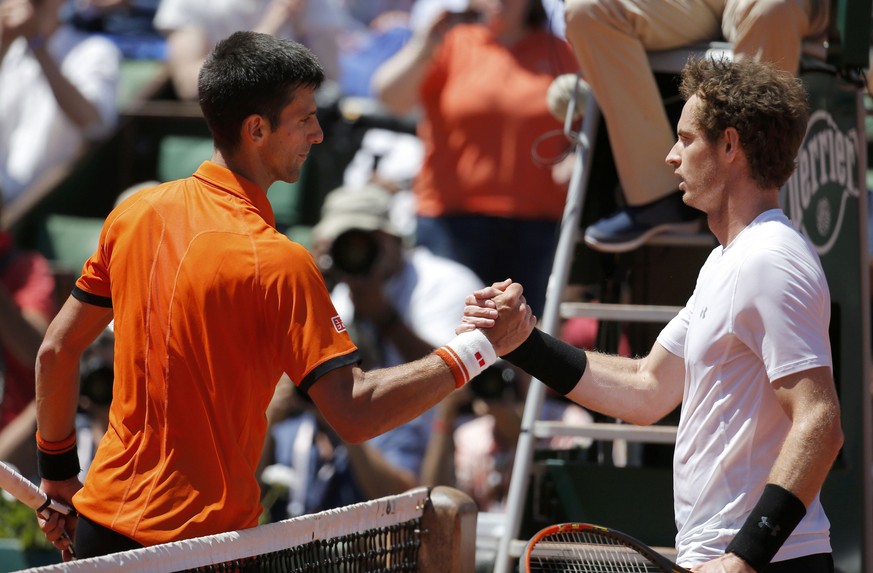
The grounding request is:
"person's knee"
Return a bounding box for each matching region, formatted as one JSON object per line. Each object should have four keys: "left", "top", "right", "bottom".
{"left": 564, "top": 0, "right": 606, "bottom": 41}
{"left": 727, "top": 0, "right": 807, "bottom": 32}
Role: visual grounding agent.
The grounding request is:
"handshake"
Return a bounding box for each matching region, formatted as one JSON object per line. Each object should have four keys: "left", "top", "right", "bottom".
{"left": 456, "top": 279, "right": 537, "bottom": 356}
{"left": 441, "top": 279, "right": 587, "bottom": 397}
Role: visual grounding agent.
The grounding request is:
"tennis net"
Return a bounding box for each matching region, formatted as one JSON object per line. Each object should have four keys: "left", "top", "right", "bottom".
{"left": 21, "top": 486, "right": 476, "bottom": 573}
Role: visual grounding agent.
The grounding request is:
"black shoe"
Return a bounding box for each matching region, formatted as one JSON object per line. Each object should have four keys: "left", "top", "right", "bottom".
{"left": 584, "top": 191, "right": 702, "bottom": 253}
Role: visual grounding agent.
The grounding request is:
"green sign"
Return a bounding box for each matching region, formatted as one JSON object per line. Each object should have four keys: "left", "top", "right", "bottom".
{"left": 780, "top": 70, "right": 872, "bottom": 573}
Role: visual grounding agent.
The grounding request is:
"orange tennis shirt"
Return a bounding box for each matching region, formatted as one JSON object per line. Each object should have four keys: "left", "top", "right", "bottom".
{"left": 72, "top": 161, "right": 359, "bottom": 545}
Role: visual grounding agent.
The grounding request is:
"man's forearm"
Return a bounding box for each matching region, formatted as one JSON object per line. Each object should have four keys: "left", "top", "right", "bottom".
{"left": 35, "top": 348, "right": 82, "bottom": 443}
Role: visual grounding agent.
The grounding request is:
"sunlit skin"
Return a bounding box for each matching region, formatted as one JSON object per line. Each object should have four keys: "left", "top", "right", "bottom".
{"left": 665, "top": 94, "right": 779, "bottom": 249}
{"left": 214, "top": 84, "right": 323, "bottom": 192}
{"left": 666, "top": 95, "right": 725, "bottom": 214}
{"left": 260, "top": 85, "right": 323, "bottom": 185}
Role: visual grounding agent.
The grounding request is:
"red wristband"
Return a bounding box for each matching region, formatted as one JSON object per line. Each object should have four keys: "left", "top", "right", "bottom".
{"left": 435, "top": 330, "right": 497, "bottom": 388}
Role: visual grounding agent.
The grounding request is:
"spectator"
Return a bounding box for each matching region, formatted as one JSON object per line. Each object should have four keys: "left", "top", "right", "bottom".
{"left": 66, "top": 0, "right": 165, "bottom": 60}
{"left": 563, "top": 0, "right": 829, "bottom": 252}
{"left": 311, "top": 184, "right": 483, "bottom": 370}
{"left": 341, "top": 127, "right": 424, "bottom": 238}
{"left": 153, "top": 0, "right": 347, "bottom": 101}
{"left": 0, "top": 0, "right": 120, "bottom": 204}
{"left": 410, "top": 0, "right": 566, "bottom": 37}
{"left": 337, "top": 5, "right": 413, "bottom": 99}
{"left": 261, "top": 182, "right": 486, "bottom": 517}
{"left": 342, "top": 0, "right": 415, "bottom": 29}
{"left": 371, "top": 0, "right": 578, "bottom": 317}
{"left": 0, "top": 193, "right": 57, "bottom": 477}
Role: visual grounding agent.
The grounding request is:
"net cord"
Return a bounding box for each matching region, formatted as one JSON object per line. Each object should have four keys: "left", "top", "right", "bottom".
{"left": 21, "top": 486, "right": 430, "bottom": 573}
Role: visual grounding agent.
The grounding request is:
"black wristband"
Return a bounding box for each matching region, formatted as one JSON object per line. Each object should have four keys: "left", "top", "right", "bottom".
{"left": 502, "top": 329, "right": 587, "bottom": 395}
{"left": 725, "top": 484, "right": 807, "bottom": 572}
{"left": 37, "top": 448, "right": 81, "bottom": 481}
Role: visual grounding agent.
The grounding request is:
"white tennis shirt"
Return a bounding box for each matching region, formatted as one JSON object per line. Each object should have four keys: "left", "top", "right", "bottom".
{"left": 657, "top": 209, "right": 833, "bottom": 567}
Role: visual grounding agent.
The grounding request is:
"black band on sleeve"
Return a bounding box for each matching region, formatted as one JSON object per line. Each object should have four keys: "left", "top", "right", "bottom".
{"left": 502, "top": 329, "right": 587, "bottom": 395}
{"left": 725, "top": 483, "right": 807, "bottom": 572}
{"left": 298, "top": 349, "right": 362, "bottom": 394}
{"left": 72, "top": 286, "right": 112, "bottom": 308}
{"left": 36, "top": 448, "right": 81, "bottom": 482}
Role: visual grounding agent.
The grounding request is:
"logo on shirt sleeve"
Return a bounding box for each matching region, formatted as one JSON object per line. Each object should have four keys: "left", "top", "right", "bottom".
{"left": 332, "top": 315, "right": 347, "bottom": 333}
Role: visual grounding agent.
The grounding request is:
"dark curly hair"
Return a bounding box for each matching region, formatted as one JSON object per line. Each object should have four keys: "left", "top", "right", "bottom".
{"left": 198, "top": 31, "right": 325, "bottom": 154}
{"left": 679, "top": 57, "right": 810, "bottom": 189}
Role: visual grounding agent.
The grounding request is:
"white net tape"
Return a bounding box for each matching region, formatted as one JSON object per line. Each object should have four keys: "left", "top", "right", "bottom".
{"left": 21, "top": 487, "right": 430, "bottom": 573}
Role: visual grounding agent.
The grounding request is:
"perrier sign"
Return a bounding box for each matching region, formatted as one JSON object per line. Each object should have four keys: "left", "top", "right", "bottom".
{"left": 783, "top": 100, "right": 862, "bottom": 255}
{"left": 779, "top": 69, "right": 871, "bottom": 573}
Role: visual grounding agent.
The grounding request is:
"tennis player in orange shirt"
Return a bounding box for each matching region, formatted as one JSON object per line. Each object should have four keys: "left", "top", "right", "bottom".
{"left": 34, "top": 31, "right": 535, "bottom": 561}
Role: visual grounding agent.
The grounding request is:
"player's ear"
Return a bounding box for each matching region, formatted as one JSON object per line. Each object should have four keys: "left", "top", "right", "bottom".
{"left": 241, "top": 114, "right": 268, "bottom": 146}
{"left": 723, "top": 127, "right": 740, "bottom": 154}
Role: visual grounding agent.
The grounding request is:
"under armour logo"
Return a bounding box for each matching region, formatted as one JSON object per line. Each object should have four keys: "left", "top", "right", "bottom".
{"left": 475, "top": 352, "right": 485, "bottom": 367}
{"left": 758, "top": 516, "right": 781, "bottom": 537}
{"left": 699, "top": 307, "right": 707, "bottom": 319}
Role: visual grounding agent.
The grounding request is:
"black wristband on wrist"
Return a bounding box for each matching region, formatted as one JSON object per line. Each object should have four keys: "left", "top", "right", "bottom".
{"left": 502, "top": 329, "right": 587, "bottom": 395}
{"left": 37, "top": 447, "right": 80, "bottom": 481}
{"left": 725, "top": 483, "right": 807, "bottom": 572}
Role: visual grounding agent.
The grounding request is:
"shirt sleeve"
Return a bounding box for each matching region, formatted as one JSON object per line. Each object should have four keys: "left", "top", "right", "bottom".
{"left": 657, "top": 291, "right": 694, "bottom": 358}
{"left": 74, "top": 208, "right": 116, "bottom": 305}
{"left": 266, "top": 242, "right": 360, "bottom": 392}
{"left": 731, "top": 247, "right": 832, "bottom": 381}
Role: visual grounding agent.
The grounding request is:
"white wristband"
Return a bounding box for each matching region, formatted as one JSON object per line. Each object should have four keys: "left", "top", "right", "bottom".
{"left": 435, "top": 329, "right": 497, "bottom": 388}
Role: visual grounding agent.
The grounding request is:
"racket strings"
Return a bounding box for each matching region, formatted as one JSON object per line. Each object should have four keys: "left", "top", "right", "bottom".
{"left": 527, "top": 530, "right": 668, "bottom": 573}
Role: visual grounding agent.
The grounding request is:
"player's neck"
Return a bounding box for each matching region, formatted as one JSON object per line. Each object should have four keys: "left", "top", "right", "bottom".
{"left": 715, "top": 185, "right": 780, "bottom": 246}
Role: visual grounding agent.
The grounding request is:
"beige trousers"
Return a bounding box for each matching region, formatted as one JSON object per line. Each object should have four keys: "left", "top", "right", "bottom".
{"left": 563, "top": 0, "right": 829, "bottom": 205}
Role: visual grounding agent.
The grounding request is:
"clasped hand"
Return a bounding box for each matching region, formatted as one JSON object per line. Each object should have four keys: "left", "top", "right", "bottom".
{"left": 456, "top": 279, "right": 536, "bottom": 356}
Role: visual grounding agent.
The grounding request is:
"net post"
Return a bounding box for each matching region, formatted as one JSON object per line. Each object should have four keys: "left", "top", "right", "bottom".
{"left": 419, "top": 486, "right": 477, "bottom": 573}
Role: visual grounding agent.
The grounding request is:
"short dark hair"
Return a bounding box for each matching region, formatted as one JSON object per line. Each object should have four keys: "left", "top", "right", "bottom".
{"left": 679, "top": 57, "right": 810, "bottom": 189}
{"left": 198, "top": 31, "right": 325, "bottom": 153}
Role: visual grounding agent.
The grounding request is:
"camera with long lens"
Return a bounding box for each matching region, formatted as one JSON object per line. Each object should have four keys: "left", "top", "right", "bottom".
{"left": 329, "top": 229, "right": 381, "bottom": 276}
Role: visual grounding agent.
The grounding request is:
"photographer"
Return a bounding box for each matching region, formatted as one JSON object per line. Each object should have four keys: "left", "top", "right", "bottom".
{"left": 311, "top": 184, "right": 484, "bottom": 369}
{"left": 263, "top": 183, "right": 484, "bottom": 511}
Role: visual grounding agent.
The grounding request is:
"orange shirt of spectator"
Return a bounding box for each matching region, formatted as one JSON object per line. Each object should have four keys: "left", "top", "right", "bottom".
{"left": 415, "top": 24, "right": 577, "bottom": 220}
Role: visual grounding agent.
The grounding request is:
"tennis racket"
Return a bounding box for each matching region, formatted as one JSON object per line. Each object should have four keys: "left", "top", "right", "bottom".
{"left": 524, "top": 522, "right": 692, "bottom": 573}
{"left": 0, "top": 460, "right": 77, "bottom": 554}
